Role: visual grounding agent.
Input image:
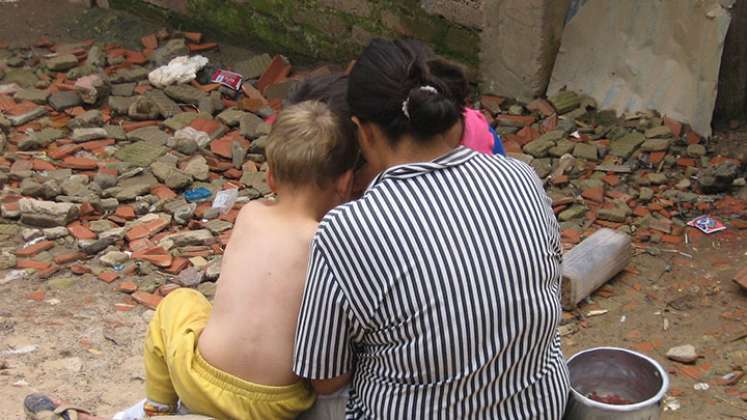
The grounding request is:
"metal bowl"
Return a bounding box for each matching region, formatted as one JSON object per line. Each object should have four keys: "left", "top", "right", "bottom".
{"left": 564, "top": 347, "right": 669, "bottom": 420}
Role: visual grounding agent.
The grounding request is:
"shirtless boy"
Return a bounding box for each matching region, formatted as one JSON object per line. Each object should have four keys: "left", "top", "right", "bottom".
{"left": 115, "top": 100, "right": 357, "bottom": 419}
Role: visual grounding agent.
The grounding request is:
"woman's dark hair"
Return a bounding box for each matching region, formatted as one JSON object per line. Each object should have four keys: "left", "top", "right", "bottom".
{"left": 288, "top": 73, "right": 357, "bottom": 147}
{"left": 347, "top": 39, "right": 465, "bottom": 144}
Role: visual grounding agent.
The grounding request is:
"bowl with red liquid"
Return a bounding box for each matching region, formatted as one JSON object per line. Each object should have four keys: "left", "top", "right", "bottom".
{"left": 564, "top": 347, "right": 669, "bottom": 420}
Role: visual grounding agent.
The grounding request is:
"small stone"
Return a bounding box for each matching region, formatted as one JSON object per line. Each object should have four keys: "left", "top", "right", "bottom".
{"left": 647, "top": 173, "right": 668, "bottom": 185}
{"left": 559, "top": 205, "right": 587, "bottom": 222}
{"left": 9, "top": 107, "right": 47, "bottom": 126}
{"left": 47, "top": 276, "right": 77, "bottom": 290}
{"left": 205, "top": 219, "right": 232, "bottom": 234}
{"left": 94, "top": 173, "right": 117, "bottom": 189}
{"left": 239, "top": 113, "right": 264, "bottom": 139}
{"left": 89, "top": 219, "right": 116, "bottom": 233}
{"left": 48, "top": 91, "right": 82, "bottom": 111}
{"left": 128, "top": 95, "right": 161, "bottom": 120}
{"left": 174, "top": 136, "right": 199, "bottom": 155}
{"left": 202, "top": 207, "right": 221, "bottom": 220}
{"left": 644, "top": 125, "right": 672, "bottom": 138}
{"left": 609, "top": 131, "right": 645, "bottom": 159}
{"left": 598, "top": 207, "right": 629, "bottom": 223}
{"left": 15, "top": 88, "right": 50, "bottom": 104}
{"left": 161, "top": 229, "right": 213, "bottom": 247}
{"left": 74, "top": 74, "right": 108, "bottom": 105}
{"left": 235, "top": 54, "right": 273, "bottom": 79}
{"left": 687, "top": 144, "right": 706, "bottom": 158}
{"left": 19, "top": 198, "right": 79, "bottom": 227}
{"left": 163, "top": 112, "right": 202, "bottom": 132}
{"left": 640, "top": 138, "right": 671, "bottom": 152}
{"left": 217, "top": 109, "right": 247, "bottom": 127}
{"left": 127, "top": 126, "right": 170, "bottom": 145}
{"left": 21, "top": 228, "right": 44, "bottom": 242}
{"left": 108, "top": 96, "right": 136, "bottom": 115}
{"left": 0, "top": 253, "right": 16, "bottom": 270}
{"left": 173, "top": 266, "right": 205, "bottom": 287}
{"left": 110, "top": 67, "right": 148, "bottom": 83}
{"left": 638, "top": 187, "right": 654, "bottom": 202}
{"left": 173, "top": 203, "right": 197, "bottom": 225}
{"left": 72, "top": 127, "right": 108, "bottom": 143}
{"left": 46, "top": 54, "right": 79, "bottom": 71}
{"left": 153, "top": 38, "right": 189, "bottom": 65}
{"left": 675, "top": 179, "right": 691, "bottom": 190}
{"left": 232, "top": 140, "right": 246, "bottom": 169}
{"left": 165, "top": 84, "right": 206, "bottom": 105}
{"left": 43, "top": 227, "right": 69, "bottom": 240}
{"left": 666, "top": 344, "right": 698, "bottom": 364}
{"left": 145, "top": 89, "right": 181, "bottom": 119}
{"left": 115, "top": 142, "right": 168, "bottom": 167}
{"left": 100, "top": 250, "right": 130, "bottom": 267}
{"left": 197, "top": 281, "right": 217, "bottom": 298}
{"left": 573, "top": 142, "right": 598, "bottom": 161}
{"left": 182, "top": 156, "right": 209, "bottom": 181}
{"left": 549, "top": 140, "right": 575, "bottom": 158}
{"left": 67, "top": 110, "right": 104, "bottom": 129}
{"left": 111, "top": 83, "right": 136, "bottom": 97}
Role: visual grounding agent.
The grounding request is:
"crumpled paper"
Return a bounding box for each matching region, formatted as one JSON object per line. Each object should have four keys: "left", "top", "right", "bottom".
{"left": 148, "top": 55, "right": 209, "bottom": 88}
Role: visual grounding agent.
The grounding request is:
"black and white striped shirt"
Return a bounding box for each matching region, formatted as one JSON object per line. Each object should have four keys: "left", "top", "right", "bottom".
{"left": 293, "top": 147, "right": 569, "bottom": 419}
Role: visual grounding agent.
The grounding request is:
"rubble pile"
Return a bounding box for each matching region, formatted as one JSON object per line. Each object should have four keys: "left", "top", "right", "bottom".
{"left": 0, "top": 32, "right": 746, "bottom": 312}
{"left": 479, "top": 91, "right": 747, "bottom": 250}
{"left": 0, "top": 31, "right": 322, "bottom": 309}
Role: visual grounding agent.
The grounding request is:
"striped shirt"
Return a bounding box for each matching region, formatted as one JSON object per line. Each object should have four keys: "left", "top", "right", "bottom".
{"left": 293, "top": 147, "right": 570, "bottom": 419}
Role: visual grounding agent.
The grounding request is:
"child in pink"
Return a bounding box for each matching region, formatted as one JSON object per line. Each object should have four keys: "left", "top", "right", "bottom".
{"left": 461, "top": 107, "right": 504, "bottom": 155}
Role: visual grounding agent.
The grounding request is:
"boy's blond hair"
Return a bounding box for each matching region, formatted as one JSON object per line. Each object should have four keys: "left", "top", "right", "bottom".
{"left": 266, "top": 100, "right": 358, "bottom": 188}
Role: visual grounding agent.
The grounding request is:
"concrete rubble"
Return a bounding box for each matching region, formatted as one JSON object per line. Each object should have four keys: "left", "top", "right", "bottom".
{"left": 0, "top": 30, "right": 745, "bottom": 326}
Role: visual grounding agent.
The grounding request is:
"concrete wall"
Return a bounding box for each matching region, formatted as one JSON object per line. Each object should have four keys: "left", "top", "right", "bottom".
{"left": 108, "top": 0, "right": 568, "bottom": 98}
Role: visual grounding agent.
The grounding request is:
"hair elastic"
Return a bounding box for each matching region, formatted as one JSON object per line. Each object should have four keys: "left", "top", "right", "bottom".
{"left": 402, "top": 85, "right": 439, "bottom": 119}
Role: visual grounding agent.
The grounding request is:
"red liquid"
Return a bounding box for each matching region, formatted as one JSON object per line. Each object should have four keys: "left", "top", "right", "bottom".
{"left": 587, "top": 391, "right": 635, "bottom": 405}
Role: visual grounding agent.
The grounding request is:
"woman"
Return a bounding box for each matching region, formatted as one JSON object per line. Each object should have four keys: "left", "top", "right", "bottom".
{"left": 292, "top": 39, "right": 570, "bottom": 419}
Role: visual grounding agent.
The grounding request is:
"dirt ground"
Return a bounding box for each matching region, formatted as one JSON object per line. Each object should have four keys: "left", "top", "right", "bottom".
{"left": 1, "top": 1, "right": 746, "bottom": 419}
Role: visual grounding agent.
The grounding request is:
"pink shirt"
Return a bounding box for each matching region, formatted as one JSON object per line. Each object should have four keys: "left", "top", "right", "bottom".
{"left": 461, "top": 108, "right": 494, "bottom": 154}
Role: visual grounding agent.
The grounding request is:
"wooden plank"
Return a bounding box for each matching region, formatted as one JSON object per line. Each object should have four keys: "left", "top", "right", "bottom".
{"left": 561, "top": 228, "right": 631, "bottom": 309}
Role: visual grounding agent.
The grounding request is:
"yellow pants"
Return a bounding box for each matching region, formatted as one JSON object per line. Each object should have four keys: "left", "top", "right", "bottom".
{"left": 144, "top": 288, "right": 315, "bottom": 419}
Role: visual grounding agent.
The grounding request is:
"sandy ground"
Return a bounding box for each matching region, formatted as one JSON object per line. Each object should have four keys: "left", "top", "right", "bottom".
{"left": 1, "top": 1, "right": 746, "bottom": 419}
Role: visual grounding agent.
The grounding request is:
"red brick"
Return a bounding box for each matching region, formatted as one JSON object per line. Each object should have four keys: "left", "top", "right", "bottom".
{"left": 561, "top": 228, "right": 581, "bottom": 244}
{"left": 256, "top": 55, "right": 291, "bottom": 93}
{"left": 582, "top": 187, "right": 605, "bottom": 203}
{"left": 54, "top": 252, "right": 84, "bottom": 265}
{"left": 676, "top": 158, "right": 697, "bottom": 168}
{"left": 210, "top": 135, "right": 250, "bottom": 160}
{"left": 38, "top": 264, "right": 61, "bottom": 279}
{"left": 132, "top": 291, "right": 162, "bottom": 309}
{"left": 661, "top": 234, "right": 682, "bottom": 245}
{"left": 526, "top": 98, "right": 556, "bottom": 117}
{"left": 114, "top": 206, "right": 136, "bottom": 220}
{"left": 61, "top": 156, "right": 98, "bottom": 170}
{"left": 649, "top": 151, "right": 666, "bottom": 165}
{"left": 164, "top": 256, "right": 189, "bottom": 274}
{"left": 132, "top": 246, "right": 173, "bottom": 267}
{"left": 67, "top": 222, "right": 97, "bottom": 240}
{"left": 31, "top": 159, "right": 56, "bottom": 171}
{"left": 118, "top": 280, "right": 138, "bottom": 294}
{"left": 633, "top": 207, "right": 650, "bottom": 217}
{"left": 98, "top": 271, "right": 119, "bottom": 283}
{"left": 122, "top": 120, "right": 159, "bottom": 132}
{"left": 79, "top": 202, "right": 96, "bottom": 216}
{"left": 601, "top": 174, "right": 621, "bottom": 187}
{"left": 15, "top": 240, "right": 54, "bottom": 257}
{"left": 663, "top": 117, "right": 682, "bottom": 138}
{"left": 183, "top": 32, "right": 203, "bottom": 43}
{"left": 187, "top": 42, "right": 218, "bottom": 53}
{"left": 69, "top": 264, "right": 90, "bottom": 275}
{"left": 140, "top": 33, "right": 158, "bottom": 49}
{"left": 28, "top": 289, "right": 45, "bottom": 302}
{"left": 686, "top": 130, "right": 701, "bottom": 145}
{"left": 480, "top": 95, "right": 503, "bottom": 114}
{"left": 515, "top": 126, "right": 540, "bottom": 145}
{"left": 47, "top": 144, "right": 82, "bottom": 160}
{"left": 151, "top": 184, "right": 177, "bottom": 200}
{"left": 125, "top": 218, "right": 169, "bottom": 241}
{"left": 551, "top": 175, "right": 569, "bottom": 186}
{"left": 16, "top": 259, "right": 51, "bottom": 270}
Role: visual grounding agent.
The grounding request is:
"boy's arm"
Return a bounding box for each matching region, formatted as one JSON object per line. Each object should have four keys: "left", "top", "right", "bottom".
{"left": 311, "top": 373, "right": 352, "bottom": 395}
{"left": 293, "top": 241, "right": 358, "bottom": 391}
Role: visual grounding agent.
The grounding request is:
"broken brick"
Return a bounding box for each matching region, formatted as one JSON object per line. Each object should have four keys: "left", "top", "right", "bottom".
{"left": 15, "top": 240, "right": 54, "bottom": 257}
{"left": 98, "top": 271, "right": 119, "bottom": 283}
{"left": 67, "top": 222, "right": 97, "bottom": 240}
{"left": 132, "top": 291, "right": 163, "bottom": 309}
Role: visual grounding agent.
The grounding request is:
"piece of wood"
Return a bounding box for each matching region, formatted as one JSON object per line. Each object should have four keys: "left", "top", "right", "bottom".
{"left": 715, "top": 0, "right": 747, "bottom": 121}
{"left": 561, "top": 228, "right": 631, "bottom": 309}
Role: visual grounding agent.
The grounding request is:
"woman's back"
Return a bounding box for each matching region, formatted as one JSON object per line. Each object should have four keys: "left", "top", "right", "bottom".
{"left": 300, "top": 148, "right": 569, "bottom": 419}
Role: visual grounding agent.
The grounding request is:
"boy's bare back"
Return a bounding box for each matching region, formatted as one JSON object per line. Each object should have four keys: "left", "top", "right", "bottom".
{"left": 198, "top": 200, "right": 319, "bottom": 386}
